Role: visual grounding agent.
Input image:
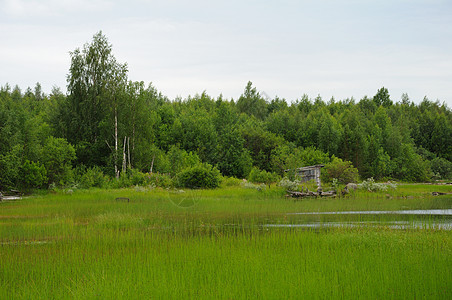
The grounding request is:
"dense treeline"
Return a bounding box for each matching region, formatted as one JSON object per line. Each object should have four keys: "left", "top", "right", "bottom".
{"left": 1, "top": 32, "right": 451, "bottom": 190}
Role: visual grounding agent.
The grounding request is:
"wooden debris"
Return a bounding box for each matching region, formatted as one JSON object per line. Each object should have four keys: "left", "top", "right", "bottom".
{"left": 287, "top": 190, "right": 336, "bottom": 198}
{"left": 115, "top": 197, "right": 130, "bottom": 202}
{"left": 432, "top": 192, "right": 452, "bottom": 196}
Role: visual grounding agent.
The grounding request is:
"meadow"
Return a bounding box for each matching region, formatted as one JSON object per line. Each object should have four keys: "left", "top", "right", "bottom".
{"left": 1, "top": 184, "right": 451, "bottom": 299}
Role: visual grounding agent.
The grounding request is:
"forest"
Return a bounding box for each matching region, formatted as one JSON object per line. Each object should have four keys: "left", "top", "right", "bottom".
{"left": 1, "top": 32, "right": 452, "bottom": 191}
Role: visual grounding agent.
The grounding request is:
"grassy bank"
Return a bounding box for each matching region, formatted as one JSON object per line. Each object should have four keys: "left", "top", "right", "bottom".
{"left": 1, "top": 185, "right": 451, "bottom": 299}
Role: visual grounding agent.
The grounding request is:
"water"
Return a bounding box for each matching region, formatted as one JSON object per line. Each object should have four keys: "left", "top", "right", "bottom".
{"left": 263, "top": 221, "right": 452, "bottom": 230}
{"left": 288, "top": 209, "right": 452, "bottom": 216}
{"left": 264, "top": 209, "right": 452, "bottom": 231}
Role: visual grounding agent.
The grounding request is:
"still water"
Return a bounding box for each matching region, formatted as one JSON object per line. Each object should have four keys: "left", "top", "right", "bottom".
{"left": 264, "top": 209, "right": 452, "bottom": 230}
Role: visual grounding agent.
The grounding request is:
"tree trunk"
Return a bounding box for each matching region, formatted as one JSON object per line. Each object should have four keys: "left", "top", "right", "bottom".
{"left": 150, "top": 154, "right": 155, "bottom": 173}
{"left": 114, "top": 105, "right": 119, "bottom": 179}
{"left": 122, "top": 136, "right": 127, "bottom": 174}
{"left": 127, "top": 137, "right": 131, "bottom": 169}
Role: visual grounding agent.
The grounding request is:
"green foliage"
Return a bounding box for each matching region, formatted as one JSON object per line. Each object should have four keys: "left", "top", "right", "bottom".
{"left": 41, "top": 137, "right": 76, "bottom": 186}
{"left": 322, "top": 156, "right": 359, "bottom": 184}
{"left": 248, "top": 167, "right": 280, "bottom": 186}
{"left": 2, "top": 33, "right": 452, "bottom": 188}
{"left": 358, "top": 177, "right": 396, "bottom": 192}
{"left": 20, "top": 160, "right": 47, "bottom": 189}
{"left": 430, "top": 157, "right": 452, "bottom": 179}
{"left": 176, "top": 163, "right": 221, "bottom": 189}
{"left": 128, "top": 168, "right": 147, "bottom": 186}
{"left": 166, "top": 145, "right": 200, "bottom": 177}
{"left": 221, "top": 176, "right": 243, "bottom": 187}
{"left": 278, "top": 177, "right": 301, "bottom": 191}
{"left": 62, "top": 31, "right": 128, "bottom": 168}
{"left": 241, "top": 181, "right": 267, "bottom": 191}
{"left": 242, "top": 124, "right": 283, "bottom": 172}
{"left": 236, "top": 81, "right": 267, "bottom": 120}
{"left": 145, "top": 173, "right": 173, "bottom": 188}
{"left": 215, "top": 120, "right": 252, "bottom": 178}
{"left": 393, "top": 144, "right": 429, "bottom": 182}
{"left": 0, "top": 145, "right": 21, "bottom": 190}
{"left": 76, "top": 166, "right": 107, "bottom": 189}
{"left": 373, "top": 87, "right": 393, "bottom": 107}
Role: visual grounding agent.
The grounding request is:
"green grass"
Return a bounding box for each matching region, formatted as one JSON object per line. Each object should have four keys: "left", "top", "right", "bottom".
{"left": 1, "top": 185, "right": 451, "bottom": 299}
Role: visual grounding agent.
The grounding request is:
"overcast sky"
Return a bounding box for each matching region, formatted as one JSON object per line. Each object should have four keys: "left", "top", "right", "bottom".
{"left": 1, "top": 0, "right": 451, "bottom": 105}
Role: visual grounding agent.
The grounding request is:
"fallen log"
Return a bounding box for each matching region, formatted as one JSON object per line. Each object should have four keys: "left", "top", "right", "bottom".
{"left": 287, "top": 190, "right": 336, "bottom": 198}
{"left": 432, "top": 192, "right": 452, "bottom": 196}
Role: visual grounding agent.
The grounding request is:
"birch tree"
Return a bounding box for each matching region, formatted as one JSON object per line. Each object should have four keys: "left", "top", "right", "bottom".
{"left": 65, "top": 31, "right": 128, "bottom": 176}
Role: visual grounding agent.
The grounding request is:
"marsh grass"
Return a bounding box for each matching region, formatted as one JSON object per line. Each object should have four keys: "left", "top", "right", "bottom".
{"left": 1, "top": 185, "right": 451, "bottom": 299}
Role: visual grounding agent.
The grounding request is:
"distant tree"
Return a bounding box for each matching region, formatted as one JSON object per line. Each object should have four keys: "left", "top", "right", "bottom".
{"left": 373, "top": 87, "right": 393, "bottom": 107}
{"left": 242, "top": 124, "right": 283, "bottom": 172}
{"left": 236, "top": 81, "right": 267, "bottom": 120}
{"left": 430, "top": 157, "right": 452, "bottom": 179}
{"left": 393, "top": 144, "right": 429, "bottom": 182}
{"left": 63, "top": 31, "right": 128, "bottom": 176}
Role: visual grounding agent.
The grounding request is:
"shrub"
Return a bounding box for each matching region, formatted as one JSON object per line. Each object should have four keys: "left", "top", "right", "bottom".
{"left": 221, "top": 176, "right": 242, "bottom": 187}
{"left": 248, "top": 167, "right": 280, "bottom": 186}
{"left": 176, "top": 163, "right": 221, "bottom": 189}
{"left": 128, "top": 168, "right": 146, "bottom": 186}
{"left": 241, "top": 181, "right": 266, "bottom": 191}
{"left": 20, "top": 160, "right": 47, "bottom": 189}
{"left": 41, "top": 137, "right": 76, "bottom": 186}
{"left": 278, "top": 177, "right": 301, "bottom": 191}
{"left": 79, "top": 166, "right": 106, "bottom": 188}
{"left": 145, "top": 173, "right": 173, "bottom": 188}
{"left": 430, "top": 157, "right": 452, "bottom": 179}
{"left": 358, "top": 177, "right": 396, "bottom": 192}
{"left": 321, "top": 156, "right": 359, "bottom": 184}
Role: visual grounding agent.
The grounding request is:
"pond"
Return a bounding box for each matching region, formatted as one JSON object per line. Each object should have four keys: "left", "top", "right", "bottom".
{"left": 264, "top": 209, "right": 452, "bottom": 230}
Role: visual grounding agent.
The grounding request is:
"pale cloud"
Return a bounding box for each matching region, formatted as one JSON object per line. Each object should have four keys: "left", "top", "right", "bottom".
{"left": 3, "top": 0, "right": 113, "bottom": 18}
{"left": 0, "top": 0, "right": 451, "bottom": 105}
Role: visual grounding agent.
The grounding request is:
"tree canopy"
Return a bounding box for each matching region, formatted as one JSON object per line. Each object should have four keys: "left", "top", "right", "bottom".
{"left": 1, "top": 32, "right": 451, "bottom": 190}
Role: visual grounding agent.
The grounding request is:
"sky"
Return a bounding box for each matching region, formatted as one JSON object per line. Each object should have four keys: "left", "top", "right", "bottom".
{"left": 1, "top": 0, "right": 452, "bottom": 106}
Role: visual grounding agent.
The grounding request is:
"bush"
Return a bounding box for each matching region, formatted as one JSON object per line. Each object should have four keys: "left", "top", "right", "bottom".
{"left": 20, "top": 160, "right": 47, "bottom": 189}
{"left": 430, "top": 157, "right": 452, "bottom": 180}
{"left": 41, "top": 137, "right": 76, "bottom": 186}
{"left": 176, "top": 163, "right": 221, "bottom": 189}
{"left": 221, "top": 176, "right": 243, "bottom": 187}
{"left": 128, "top": 168, "right": 146, "bottom": 186}
{"left": 241, "top": 181, "right": 266, "bottom": 191}
{"left": 358, "top": 177, "right": 396, "bottom": 192}
{"left": 78, "top": 166, "right": 106, "bottom": 188}
{"left": 145, "top": 173, "right": 173, "bottom": 188}
{"left": 278, "top": 177, "right": 301, "bottom": 191}
{"left": 321, "top": 156, "right": 359, "bottom": 184}
{"left": 248, "top": 167, "right": 280, "bottom": 186}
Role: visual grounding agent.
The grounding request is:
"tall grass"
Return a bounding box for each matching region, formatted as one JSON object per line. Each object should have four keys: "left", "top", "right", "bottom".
{"left": 1, "top": 185, "right": 451, "bottom": 299}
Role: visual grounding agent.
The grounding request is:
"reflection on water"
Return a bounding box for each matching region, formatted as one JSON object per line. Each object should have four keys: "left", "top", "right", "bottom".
{"left": 274, "top": 209, "right": 452, "bottom": 230}
{"left": 264, "top": 221, "right": 452, "bottom": 230}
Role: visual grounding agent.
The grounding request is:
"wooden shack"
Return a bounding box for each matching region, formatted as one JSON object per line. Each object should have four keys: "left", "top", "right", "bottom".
{"left": 294, "top": 165, "right": 324, "bottom": 188}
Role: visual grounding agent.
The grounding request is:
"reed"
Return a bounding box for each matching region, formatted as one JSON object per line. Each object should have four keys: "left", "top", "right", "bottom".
{"left": 1, "top": 185, "right": 451, "bottom": 299}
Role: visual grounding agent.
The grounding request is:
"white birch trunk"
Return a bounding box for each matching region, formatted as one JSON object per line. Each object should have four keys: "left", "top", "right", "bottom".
{"left": 114, "top": 105, "right": 119, "bottom": 179}
{"left": 127, "top": 137, "right": 131, "bottom": 169}
{"left": 122, "top": 136, "right": 127, "bottom": 174}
